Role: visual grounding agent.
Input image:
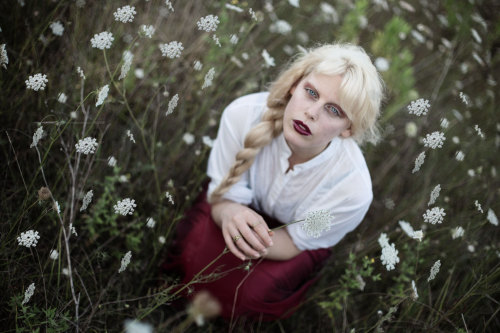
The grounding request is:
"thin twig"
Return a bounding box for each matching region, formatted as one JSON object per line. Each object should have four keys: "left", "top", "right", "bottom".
{"left": 5, "top": 131, "right": 28, "bottom": 195}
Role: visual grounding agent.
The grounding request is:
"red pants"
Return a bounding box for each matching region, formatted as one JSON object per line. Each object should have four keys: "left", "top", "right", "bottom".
{"left": 167, "top": 188, "right": 331, "bottom": 321}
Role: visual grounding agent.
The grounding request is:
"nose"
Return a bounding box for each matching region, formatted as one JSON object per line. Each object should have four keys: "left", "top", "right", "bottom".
{"left": 304, "top": 105, "right": 320, "bottom": 121}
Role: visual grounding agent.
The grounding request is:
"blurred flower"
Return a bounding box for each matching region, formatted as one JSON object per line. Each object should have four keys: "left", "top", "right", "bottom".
{"left": 474, "top": 124, "right": 485, "bottom": 139}
{"left": 248, "top": 8, "right": 258, "bottom": 21}
{"left": 400, "top": 1, "right": 415, "bottom": 12}
{"left": 50, "top": 21, "right": 64, "bottom": 36}
{"left": 90, "top": 31, "right": 114, "bottom": 50}
{"left": 0, "top": 44, "right": 8, "bottom": 69}
{"left": 440, "top": 118, "right": 449, "bottom": 129}
{"left": 428, "top": 184, "right": 441, "bottom": 206}
{"left": 62, "top": 268, "right": 69, "bottom": 276}
{"left": 134, "top": 68, "right": 144, "bottom": 79}
{"left": 398, "top": 220, "right": 414, "bottom": 237}
{"left": 124, "top": 319, "right": 153, "bottom": 333}
{"left": 455, "top": 151, "right": 465, "bottom": 161}
{"left": 407, "top": 98, "right": 430, "bottom": 116}
{"left": 288, "top": 0, "right": 300, "bottom": 7}
{"left": 405, "top": 122, "right": 417, "bottom": 138}
{"left": 17, "top": 230, "right": 40, "bottom": 248}
{"left": 159, "top": 41, "right": 183, "bottom": 58}
{"left": 427, "top": 260, "right": 441, "bottom": 282}
{"left": 225, "top": 4, "right": 243, "bottom": 12}
{"left": 374, "top": 57, "right": 389, "bottom": 72}
{"left": 165, "top": 0, "right": 174, "bottom": 11}
{"left": 165, "top": 191, "right": 174, "bottom": 205}
{"left": 80, "top": 190, "right": 93, "bottom": 212}
{"left": 76, "top": 0, "right": 85, "bottom": 8}
{"left": 423, "top": 207, "right": 445, "bottom": 225}
{"left": 193, "top": 60, "right": 202, "bottom": 71}
{"left": 119, "top": 175, "right": 128, "bottom": 183}
{"left": 467, "top": 244, "right": 475, "bottom": 253}
{"left": 108, "top": 156, "right": 117, "bottom": 167}
{"left": 118, "top": 251, "right": 132, "bottom": 273}
{"left": 69, "top": 223, "right": 77, "bottom": 236}
{"left": 319, "top": 2, "right": 338, "bottom": 23}
{"left": 49, "top": 249, "right": 59, "bottom": 260}
{"left": 114, "top": 5, "right": 136, "bottom": 23}
{"left": 22, "top": 283, "right": 35, "bottom": 305}
{"left": 384, "top": 198, "right": 395, "bottom": 210}
{"left": 96, "top": 84, "right": 109, "bottom": 107}
{"left": 412, "top": 230, "right": 423, "bottom": 241}
{"left": 140, "top": 25, "right": 155, "bottom": 38}
{"left": 38, "top": 186, "right": 51, "bottom": 201}
{"left": 355, "top": 274, "right": 365, "bottom": 291}
{"left": 30, "top": 126, "right": 44, "bottom": 148}
{"left": 202, "top": 136, "right": 214, "bottom": 148}
{"left": 487, "top": 208, "right": 498, "bottom": 226}
{"left": 188, "top": 290, "right": 222, "bottom": 326}
{"left": 452, "top": 136, "right": 459, "bottom": 144}
{"left": 261, "top": 49, "right": 275, "bottom": 67}
{"left": 474, "top": 200, "right": 483, "bottom": 214}
{"left": 471, "top": 28, "right": 482, "bottom": 44}
{"left": 412, "top": 152, "right": 426, "bottom": 173}
{"left": 269, "top": 20, "right": 292, "bottom": 35}
{"left": 57, "top": 92, "right": 67, "bottom": 103}
{"left": 183, "top": 133, "right": 195, "bottom": 145}
{"left": 459, "top": 92, "right": 470, "bottom": 106}
{"left": 301, "top": 209, "right": 333, "bottom": 238}
{"left": 114, "top": 198, "right": 136, "bottom": 216}
{"left": 197, "top": 15, "right": 219, "bottom": 32}
{"left": 54, "top": 201, "right": 61, "bottom": 214}
{"left": 126, "top": 129, "right": 136, "bottom": 144}
{"left": 411, "top": 30, "right": 425, "bottom": 43}
{"left": 423, "top": 131, "right": 446, "bottom": 149}
{"left": 230, "top": 34, "right": 239, "bottom": 44}
{"left": 119, "top": 51, "right": 134, "bottom": 80}
{"left": 146, "top": 217, "right": 156, "bottom": 228}
{"left": 411, "top": 280, "right": 418, "bottom": 300}
{"left": 451, "top": 226, "right": 464, "bottom": 239}
{"left": 75, "top": 137, "right": 98, "bottom": 155}
{"left": 202, "top": 67, "right": 215, "bottom": 89}
{"left": 26, "top": 73, "right": 48, "bottom": 91}
{"left": 378, "top": 232, "right": 389, "bottom": 248}
{"left": 77, "top": 66, "right": 85, "bottom": 80}
{"left": 166, "top": 94, "right": 179, "bottom": 116}
{"left": 381, "top": 243, "right": 399, "bottom": 271}
{"left": 158, "top": 236, "right": 166, "bottom": 244}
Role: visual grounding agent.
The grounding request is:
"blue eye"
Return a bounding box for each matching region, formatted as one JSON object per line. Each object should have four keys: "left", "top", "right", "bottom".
{"left": 325, "top": 104, "right": 340, "bottom": 116}
{"left": 305, "top": 88, "right": 318, "bottom": 98}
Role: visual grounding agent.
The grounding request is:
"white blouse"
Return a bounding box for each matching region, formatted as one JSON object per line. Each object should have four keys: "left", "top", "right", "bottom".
{"left": 207, "top": 92, "right": 373, "bottom": 251}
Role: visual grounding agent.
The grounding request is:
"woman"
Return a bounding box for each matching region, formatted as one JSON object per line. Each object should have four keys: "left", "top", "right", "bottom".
{"left": 172, "top": 43, "right": 384, "bottom": 321}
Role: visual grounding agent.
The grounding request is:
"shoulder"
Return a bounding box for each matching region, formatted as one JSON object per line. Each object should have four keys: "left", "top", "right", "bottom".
{"left": 222, "top": 92, "right": 269, "bottom": 121}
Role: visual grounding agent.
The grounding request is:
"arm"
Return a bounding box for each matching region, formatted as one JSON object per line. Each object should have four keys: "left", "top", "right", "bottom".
{"left": 211, "top": 200, "right": 302, "bottom": 261}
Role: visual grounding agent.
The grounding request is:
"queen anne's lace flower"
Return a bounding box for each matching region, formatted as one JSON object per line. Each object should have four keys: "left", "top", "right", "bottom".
{"left": 474, "top": 124, "right": 485, "bottom": 139}
{"left": 75, "top": 137, "right": 98, "bottom": 155}
{"left": 183, "top": 133, "right": 195, "bottom": 145}
{"left": 411, "top": 280, "right": 418, "bottom": 300}
{"left": 107, "top": 156, "right": 117, "bottom": 167}
{"left": 428, "top": 184, "right": 441, "bottom": 206}
{"left": 459, "top": 91, "right": 470, "bottom": 106}
{"left": 407, "top": 98, "right": 430, "bottom": 116}
{"left": 455, "top": 151, "right": 465, "bottom": 161}
{"left": 202, "top": 68, "right": 215, "bottom": 89}
{"left": 119, "top": 51, "right": 134, "bottom": 80}
{"left": 77, "top": 66, "right": 85, "bottom": 80}
{"left": 261, "top": 49, "right": 275, "bottom": 67}
{"left": 17, "top": 230, "right": 40, "bottom": 248}
{"left": 378, "top": 232, "right": 389, "bottom": 248}
{"left": 193, "top": 60, "right": 202, "bottom": 71}
{"left": 165, "top": 0, "right": 174, "bottom": 11}
{"left": 114, "top": 198, "right": 137, "bottom": 216}
{"left": 158, "top": 236, "right": 166, "bottom": 244}
{"left": 412, "top": 230, "right": 424, "bottom": 241}
{"left": 22, "top": 283, "right": 35, "bottom": 305}
{"left": 30, "top": 126, "right": 44, "bottom": 148}
{"left": 126, "top": 129, "right": 136, "bottom": 143}
{"left": 26, "top": 73, "right": 48, "bottom": 91}
{"left": 118, "top": 251, "right": 132, "bottom": 273}
{"left": 90, "top": 31, "right": 114, "bottom": 50}
{"left": 113, "top": 5, "right": 136, "bottom": 23}
{"left": 423, "top": 131, "right": 446, "bottom": 149}
{"left": 197, "top": 15, "right": 220, "bottom": 32}
{"left": 50, "top": 21, "right": 64, "bottom": 36}
{"left": 427, "top": 260, "right": 441, "bottom": 282}
{"left": 159, "top": 41, "right": 183, "bottom": 58}
{"left": 202, "top": 136, "right": 214, "bottom": 147}
{"left": 140, "top": 25, "right": 155, "bottom": 38}
{"left": 474, "top": 200, "right": 483, "bottom": 213}
{"left": 301, "top": 209, "right": 333, "bottom": 238}
{"left": 146, "top": 217, "right": 156, "bottom": 228}
{"left": 166, "top": 94, "right": 179, "bottom": 116}
{"left": 226, "top": 4, "right": 243, "bottom": 12}
{"left": 398, "top": 220, "right": 414, "bottom": 237}
{"left": 80, "top": 190, "right": 93, "bottom": 212}
{"left": 165, "top": 191, "right": 174, "bottom": 205}
{"left": 49, "top": 249, "right": 59, "bottom": 260}
{"left": 487, "top": 208, "right": 498, "bottom": 226}
{"left": 412, "top": 152, "right": 426, "bottom": 173}
{"left": 451, "top": 226, "right": 465, "bottom": 239}
{"left": 423, "top": 207, "right": 445, "bottom": 224}
{"left": 96, "top": 84, "right": 109, "bottom": 107}
{"left": 380, "top": 243, "right": 400, "bottom": 271}
{"left": 57, "top": 92, "right": 67, "bottom": 103}
{"left": 269, "top": 20, "right": 292, "bottom": 35}
{"left": 0, "top": 44, "right": 8, "bottom": 69}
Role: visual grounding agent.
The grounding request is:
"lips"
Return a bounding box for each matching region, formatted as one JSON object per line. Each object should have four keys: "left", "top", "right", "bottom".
{"left": 293, "top": 120, "right": 311, "bottom": 136}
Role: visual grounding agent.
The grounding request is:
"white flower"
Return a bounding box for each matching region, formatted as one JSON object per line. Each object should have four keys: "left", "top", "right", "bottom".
{"left": 25, "top": 73, "right": 48, "bottom": 91}
{"left": 248, "top": 8, "right": 258, "bottom": 21}
{"left": 320, "top": 2, "right": 338, "bottom": 23}
{"left": 412, "top": 230, "right": 424, "bottom": 242}
{"left": 80, "top": 190, "right": 93, "bottom": 212}
{"left": 17, "top": 230, "right": 40, "bottom": 248}
{"left": 96, "top": 84, "right": 109, "bottom": 107}
{"left": 107, "top": 156, "right": 117, "bottom": 167}
{"left": 212, "top": 34, "right": 221, "bottom": 47}
{"left": 301, "top": 209, "right": 333, "bottom": 238}
{"left": 193, "top": 60, "right": 202, "bottom": 71}
{"left": 487, "top": 208, "right": 498, "bottom": 226}
{"left": 62, "top": 268, "right": 69, "bottom": 276}
{"left": 427, "top": 260, "right": 441, "bottom": 282}
{"left": 75, "top": 137, "right": 98, "bottom": 155}
{"left": 90, "top": 31, "right": 114, "bottom": 50}
{"left": 30, "top": 126, "right": 44, "bottom": 148}
{"left": 423, "top": 207, "right": 445, "bottom": 225}
{"left": 69, "top": 223, "right": 77, "bottom": 236}
{"left": 474, "top": 124, "right": 485, "bottom": 139}
{"left": 411, "top": 280, "right": 418, "bottom": 300}
{"left": 197, "top": 15, "right": 219, "bottom": 32}
{"left": 452, "top": 136, "right": 460, "bottom": 144}
{"left": 474, "top": 200, "right": 483, "bottom": 213}
{"left": 459, "top": 91, "right": 470, "bottom": 106}
{"left": 269, "top": 20, "right": 292, "bottom": 35}
{"left": 124, "top": 320, "right": 153, "bottom": 333}
{"left": 455, "top": 151, "right": 465, "bottom": 161}
{"left": 113, "top": 5, "right": 136, "bottom": 23}
{"left": 146, "top": 217, "right": 156, "bottom": 228}
{"left": 405, "top": 122, "right": 417, "bottom": 137}
{"left": 378, "top": 232, "right": 389, "bottom": 248}
{"left": 134, "top": 68, "right": 144, "bottom": 79}
{"left": 159, "top": 41, "right": 183, "bottom": 59}
{"left": 261, "top": 49, "right": 275, "bottom": 67}
{"left": 77, "top": 66, "right": 85, "bottom": 80}
{"left": 119, "top": 51, "right": 134, "bottom": 80}
{"left": 166, "top": 94, "right": 179, "bottom": 116}
{"left": 126, "top": 129, "right": 136, "bottom": 143}
{"left": 1, "top": 44, "right": 8, "bottom": 69}
{"left": 202, "top": 136, "right": 214, "bottom": 148}
{"left": 140, "top": 25, "right": 155, "bottom": 38}
{"left": 451, "top": 226, "right": 464, "bottom": 239}
{"left": 54, "top": 201, "right": 61, "bottom": 214}
{"left": 407, "top": 98, "right": 430, "bottom": 116}
{"left": 118, "top": 251, "right": 132, "bottom": 273}
{"left": 165, "top": 0, "right": 174, "bottom": 11}
{"left": 165, "top": 191, "right": 174, "bottom": 205}
{"left": 158, "top": 236, "right": 166, "bottom": 244}
{"left": 57, "top": 92, "right": 67, "bottom": 103}
{"left": 229, "top": 34, "right": 239, "bottom": 44}
{"left": 288, "top": 0, "right": 300, "bottom": 8}
{"left": 225, "top": 4, "right": 243, "bottom": 12}
{"left": 202, "top": 67, "right": 215, "bottom": 89}
{"left": 398, "top": 220, "right": 414, "bottom": 237}
{"left": 467, "top": 169, "right": 475, "bottom": 177}
{"left": 428, "top": 184, "right": 441, "bottom": 206}
{"left": 114, "top": 198, "right": 137, "bottom": 216}
{"left": 423, "top": 131, "right": 446, "bottom": 149}
{"left": 467, "top": 244, "right": 475, "bottom": 253}
{"left": 412, "top": 152, "right": 426, "bottom": 173}
{"left": 182, "top": 132, "right": 195, "bottom": 145}
{"left": 381, "top": 243, "right": 400, "bottom": 271}
{"left": 119, "top": 175, "right": 128, "bottom": 183}
{"left": 49, "top": 249, "right": 59, "bottom": 260}
{"left": 374, "top": 57, "right": 390, "bottom": 71}
{"left": 50, "top": 21, "right": 64, "bottom": 36}
{"left": 22, "top": 283, "right": 35, "bottom": 305}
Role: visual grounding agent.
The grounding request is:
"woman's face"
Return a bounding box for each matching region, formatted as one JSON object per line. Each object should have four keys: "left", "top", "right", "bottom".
{"left": 283, "top": 72, "right": 351, "bottom": 162}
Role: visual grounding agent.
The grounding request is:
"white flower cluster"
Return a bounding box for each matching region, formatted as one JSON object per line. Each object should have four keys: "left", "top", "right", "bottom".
{"left": 30, "top": 126, "right": 44, "bottom": 148}
{"left": 159, "top": 41, "right": 184, "bottom": 58}
{"left": 440, "top": 118, "right": 449, "bottom": 129}
{"left": 261, "top": 49, "right": 275, "bottom": 67}
{"left": 165, "top": 191, "right": 174, "bottom": 205}
{"left": 197, "top": 15, "right": 219, "bottom": 32}
{"left": 54, "top": 201, "right": 61, "bottom": 214}
{"left": 474, "top": 200, "right": 483, "bottom": 213}
{"left": 57, "top": 92, "right": 67, "bottom": 103}
{"left": 22, "top": 283, "right": 35, "bottom": 305}
{"left": 225, "top": 3, "right": 243, "bottom": 12}
{"left": 451, "top": 226, "right": 464, "bottom": 239}
{"left": 455, "top": 151, "right": 465, "bottom": 161}
{"left": 269, "top": 20, "right": 292, "bottom": 35}
{"left": 77, "top": 66, "right": 85, "bottom": 80}
{"left": 50, "top": 21, "right": 64, "bottom": 36}
{"left": 119, "top": 51, "right": 134, "bottom": 80}
{"left": 411, "top": 280, "right": 418, "bottom": 300}
{"left": 248, "top": 8, "right": 258, "bottom": 21}
{"left": 202, "top": 67, "right": 215, "bottom": 89}
{"left": 146, "top": 217, "right": 156, "bottom": 228}
{"left": 118, "top": 251, "right": 132, "bottom": 273}
{"left": 301, "top": 209, "right": 333, "bottom": 238}
{"left": 193, "top": 60, "right": 202, "bottom": 71}
{"left": 459, "top": 91, "right": 470, "bottom": 106}
{"left": 427, "top": 259, "right": 441, "bottom": 282}
{"left": 80, "top": 190, "right": 93, "bottom": 212}
{"left": 114, "top": 198, "right": 137, "bottom": 216}
{"left": 96, "top": 84, "right": 109, "bottom": 107}
{"left": 428, "top": 184, "right": 441, "bottom": 206}
{"left": 126, "top": 129, "right": 136, "bottom": 143}
{"left": 69, "top": 223, "right": 77, "bottom": 236}
{"left": 183, "top": 133, "right": 195, "bottom": 145}
{"left": 1, "top": 44, "right": 8, "bottom": 69}
{"left": 75, "top": 137, "right": 98, "bottom": 155}
{"left": 107, "top": 156, "right": 117, "bottom": 167}
{"left": 487, "top": 208, "right": 498, "bottom": 226}
{"left": 166, "top": 94, "right": 179, "bottom": 116}
{"left": 423, "top": 131, "right": 446, "bottom": 149}
{"left": 113, "top": 5, "right": 136, "bottom": 23}
{"left": 407, "top": 98, "right": 430, "bottom": 116}
{"left": 165, "top": 0, "right": 174, "bottom": 11}
{"left": 423, "top": 207, "right": 445, "bottom": 224}
{"left": 25, "top": 73, "right": 48, "bottom": 91}
{"left": 378, "top": 233, "right": 400, "bottom": 271}
{"left": 412, "top": 230, "right": 424, "bottom": 241}
{"left": 230, "top": 34, "right": 239, "bottom": 44}
{"left": 474, "top": 124, "right": 485, "bottom": 139}
{"left": 140, "top": 25, "right": 155, "bottom": 38}
{"left": 17, "top": 230, "right": 40, "bottom": 248}
{"left": 212, "top": 34, "right": 221, "bottom": 47}
{"left": 90, "top": 31, "right": 114, "bottom": 50}
{"left": 412, "top": 151, "right": 426, "bottom": 173}
{"left": 49, "top": 249, "right": 59, "bottom": 260}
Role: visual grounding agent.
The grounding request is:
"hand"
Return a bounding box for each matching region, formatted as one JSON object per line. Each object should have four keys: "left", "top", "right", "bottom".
{"left": 211, "top": 200, "right": 274, "bottom": 261}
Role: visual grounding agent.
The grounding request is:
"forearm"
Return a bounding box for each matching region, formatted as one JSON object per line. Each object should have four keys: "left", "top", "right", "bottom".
{"left": 262, "top": 228, "right": 302, "bottom": 261}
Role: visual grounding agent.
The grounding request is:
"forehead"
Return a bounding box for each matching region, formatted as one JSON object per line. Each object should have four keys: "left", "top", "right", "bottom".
{"left": 301, "top": 72, "right": 343, "bottom": 99}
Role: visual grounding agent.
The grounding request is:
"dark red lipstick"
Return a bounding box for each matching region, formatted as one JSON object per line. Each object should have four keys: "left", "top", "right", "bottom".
{"left": 293, "top": 120, "right": 311, "bottom": 136}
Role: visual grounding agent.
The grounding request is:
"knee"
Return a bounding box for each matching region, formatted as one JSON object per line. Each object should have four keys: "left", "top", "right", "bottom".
{"left": 237, "top": 269, "right": 279, "bottom": 305}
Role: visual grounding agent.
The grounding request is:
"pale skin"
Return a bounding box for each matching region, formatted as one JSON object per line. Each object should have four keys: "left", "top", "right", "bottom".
{"left": 211, "top": 72, "right": 352, "bottom": 261}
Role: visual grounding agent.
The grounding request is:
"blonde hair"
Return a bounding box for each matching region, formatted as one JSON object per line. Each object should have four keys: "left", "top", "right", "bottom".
{"left": 209, "top": 43, "right": 384, "bottom": 203}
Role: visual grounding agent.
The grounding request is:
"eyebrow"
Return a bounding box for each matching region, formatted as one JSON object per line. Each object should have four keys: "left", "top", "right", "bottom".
{"left": 304, "top": 80, "right": 346, "bottom": 115}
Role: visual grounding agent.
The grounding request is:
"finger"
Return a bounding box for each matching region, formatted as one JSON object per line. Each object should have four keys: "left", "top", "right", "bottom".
{"left": 251, "top": 217, "right": 274, "bottom": 246}
{"left": 222, "top": 227, "right": 247, "bottom": 261}
{"left": 234, "top": 234, "right": 262, "bottom": 259}
{"left": 239, "top": 223, "right": 267, "bottom": 253}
